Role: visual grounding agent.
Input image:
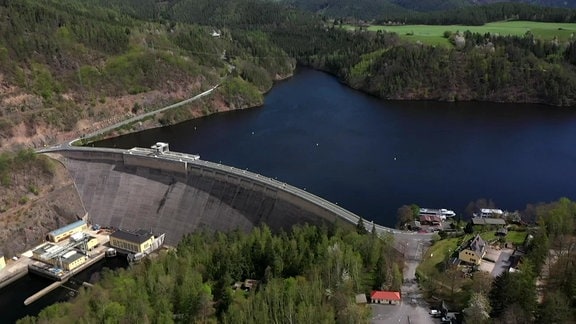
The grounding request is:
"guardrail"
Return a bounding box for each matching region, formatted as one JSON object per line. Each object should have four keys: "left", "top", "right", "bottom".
{"left": 39, "top": 146, "right": 419, "bottom": 236}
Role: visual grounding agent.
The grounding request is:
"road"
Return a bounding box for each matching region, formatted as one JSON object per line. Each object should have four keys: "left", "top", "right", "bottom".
{"left": 67, "top": 84, "right": 220, "bottom": 147}
{"left": 371, "top": 235, "right": 435, "bottom": 324}
{"left": 39, "top": 145, "right": 433, "bottom": 243}
{"left": 36, "top": 84, "right": 219, "bottom": 153}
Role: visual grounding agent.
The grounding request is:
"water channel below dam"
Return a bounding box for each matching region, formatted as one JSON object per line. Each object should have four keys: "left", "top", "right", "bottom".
{"left": 4, "top": 68, "right": 576, "bottom": 322}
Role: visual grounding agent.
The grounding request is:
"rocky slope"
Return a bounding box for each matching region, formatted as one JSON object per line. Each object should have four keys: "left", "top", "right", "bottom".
{"left": 0, "top": 152, "right": 85, "bottom": 258}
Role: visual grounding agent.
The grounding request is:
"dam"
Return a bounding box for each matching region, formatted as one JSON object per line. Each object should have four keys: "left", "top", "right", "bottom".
{"left": 43, "top": 144, "right": 400, "bottom": 246}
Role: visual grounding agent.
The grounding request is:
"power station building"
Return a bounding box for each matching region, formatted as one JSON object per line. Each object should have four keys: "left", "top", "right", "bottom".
{"left": 32, "top": 243, "right": 88, "bottom": 271}
{"left": 109, "top": 229, "right": 155, "bottom": 254}
{"left": 58, "top": 251, "right": 87, "bottom": 271}
{"left": 48, "top": 220, "right": 88, "bottom": 243}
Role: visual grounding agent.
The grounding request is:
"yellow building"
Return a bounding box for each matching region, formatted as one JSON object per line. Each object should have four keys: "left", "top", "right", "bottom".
{"left": 32, "top": 243, "right": 60, "bottom": 261}
{"left": 48, "top": 220, "right": 88, "bottom": 243}
{"left": 110, "top": 229, "right": 154, "bottom": 254}
{"left": 87, "top": 237, "right": 99, "bottom": 251}
{"left": 0, "top": 254, "right": 5, "bottom": 270}
{"left": 32, "top": 243, "right": 87, "bottom": 271}
{"left": 59, "top": 251, "right": 87, "bottom": 271}
{"left": 458, "top": 234, "right": 487, "bottom": 265}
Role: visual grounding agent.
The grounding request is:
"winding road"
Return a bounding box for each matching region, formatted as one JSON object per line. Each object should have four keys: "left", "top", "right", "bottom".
{"left": 72, "top": 85, "right": 219, "bottom": 147}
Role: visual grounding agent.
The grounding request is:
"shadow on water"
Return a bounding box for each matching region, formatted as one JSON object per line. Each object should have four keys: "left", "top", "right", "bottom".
{"left": 1, "top": 257, "right": 128, "bottom": 323}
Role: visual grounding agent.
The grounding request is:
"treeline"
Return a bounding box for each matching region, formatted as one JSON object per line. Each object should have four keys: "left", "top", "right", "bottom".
{"left": 19, "top": 224, "right": 402, "bottom": 323}
{"left": 284, "top": 0, "right": 412, "bottom": 20}
{"left": 278, "top": 0, "right": 576, "bottom": 21}
{"left": 377, "top": 2, "right": 576, "bottom": 25}
{"left": 306, "top": 31, "right": 576, "bottom": 106}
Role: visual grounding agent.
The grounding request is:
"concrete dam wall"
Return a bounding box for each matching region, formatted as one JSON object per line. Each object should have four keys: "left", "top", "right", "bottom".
{"left": 55, "top": 148, "right": 360, "bottom": 246}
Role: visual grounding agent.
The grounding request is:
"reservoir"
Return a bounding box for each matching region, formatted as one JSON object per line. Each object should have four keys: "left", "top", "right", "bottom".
{"left": 94, "top": 68, "right": 576, "bottom": 227}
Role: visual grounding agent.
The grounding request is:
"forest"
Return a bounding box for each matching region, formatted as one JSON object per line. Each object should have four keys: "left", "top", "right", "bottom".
{"left": 0, "top": 0, "right": 295, "bottom": 146}
{"left": 376, "top": 3, "right": 576, "bottom": 25}
{"left": 281, "top": 0, "right": 576, "bottom": 21}
{"left": 18, "top": 224, "right": 402, "bottom": 323}
{"left": 75, "top": 0, "right": 576, "bottom": 107}
{"left": 488, "top": 198, "right": 576, "bottom": 323}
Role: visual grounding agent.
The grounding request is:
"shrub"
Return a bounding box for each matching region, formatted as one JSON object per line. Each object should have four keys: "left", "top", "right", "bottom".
{"left": 29, "top": 185, "right": 39, "bottom": 195}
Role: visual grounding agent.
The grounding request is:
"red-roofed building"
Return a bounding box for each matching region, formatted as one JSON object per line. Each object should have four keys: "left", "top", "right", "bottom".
{"left": 370, "top": 291, "right": 401, "bottom": 305}
{"left": 420, "top": 215, "right": 441, "bottom": 225}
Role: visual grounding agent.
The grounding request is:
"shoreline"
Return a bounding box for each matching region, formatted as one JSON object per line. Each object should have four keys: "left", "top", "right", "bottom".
{"left": 78, "top": 70, "right": 295, "bottom": 146}
{"left": 306, "top": 65, "right": 574, "bottom": 108}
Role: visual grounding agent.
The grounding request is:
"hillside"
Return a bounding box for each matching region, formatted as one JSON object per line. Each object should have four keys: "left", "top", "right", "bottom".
{"left": 0, "top": 0, "right": 295, "bottom": 150}
{"left": 2, "top": 0, "right": 576, "bottom": 151}
{"left": 0, "top": 150, "right": 85, "bottom": 258}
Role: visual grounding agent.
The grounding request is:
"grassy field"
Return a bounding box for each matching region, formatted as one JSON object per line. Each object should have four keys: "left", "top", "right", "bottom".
{"left": 350, "top": 21, "right": 576, "bottom": 46}
{"left": 417, "top": 237, "right": 461, "bottom": 277}
{"left": 504, "top": 230, "right": 528, "bottom": 245}
{"left": 479, "top": 230, "right": 527, "bottom": 245}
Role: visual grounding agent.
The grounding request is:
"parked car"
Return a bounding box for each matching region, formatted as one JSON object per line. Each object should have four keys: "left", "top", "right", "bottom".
{"left": 429, "top": 309, "right": 441, "bottom": 317}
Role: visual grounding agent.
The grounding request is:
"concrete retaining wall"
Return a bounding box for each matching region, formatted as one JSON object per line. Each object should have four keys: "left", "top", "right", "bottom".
{"left": 123, "top": 154, "right": 187, "bottom": 175}
{"left": 57, "top": 150, "right": 347, "bottom": 246}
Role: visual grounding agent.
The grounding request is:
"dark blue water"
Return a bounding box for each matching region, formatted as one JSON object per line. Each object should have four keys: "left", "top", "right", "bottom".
{"left": 1, "top": 257, "right": 128, "bottom": 323}
{"left": 94, "top": 68, "right": 576, "bottom": 227}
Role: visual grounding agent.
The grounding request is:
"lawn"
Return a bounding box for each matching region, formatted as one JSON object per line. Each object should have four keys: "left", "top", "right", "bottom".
{"left": 505, "top": 230, "right": 528, "bottom": 245}
{"left": 417, "top": 237, "right": 460, "bottom": 278}
{"left": 355, "top": 21, "right": 576, "bottom": 46}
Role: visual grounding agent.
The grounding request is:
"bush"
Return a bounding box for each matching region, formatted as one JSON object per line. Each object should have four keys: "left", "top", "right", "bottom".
{"left": 19, "top": 196, "right": 29, "bottom": 205}
{"left": 29, "top": 185, "right": 39, "bottom": 195}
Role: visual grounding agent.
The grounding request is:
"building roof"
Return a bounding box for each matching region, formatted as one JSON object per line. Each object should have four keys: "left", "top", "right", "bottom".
{"left": 420, "top": 215, "right": 442, "bottom": 223}
{"left": 467, "top": 235, "right": 486, "bottom": 256}
{"left": 111, "top": 229, "right": 153, "bottom": 244}
{"left": 471, "top": 218, "right": 506, "bottom": 225}
{"left": 33, "top": 243, "right": 58, "bottom": 255}
{"left": 49, "top": 220, "right": 86, "bottom": 237}
{"left": 62, "top": 251, "right": 85, "bottom": 264}
{"left": 370, "top": 291, "right": 401, "bottom": 301}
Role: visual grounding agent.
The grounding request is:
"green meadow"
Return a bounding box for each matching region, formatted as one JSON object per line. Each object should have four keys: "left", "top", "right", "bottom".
{"left": 353, "top": 21, "right": 576, "bottom": 46}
